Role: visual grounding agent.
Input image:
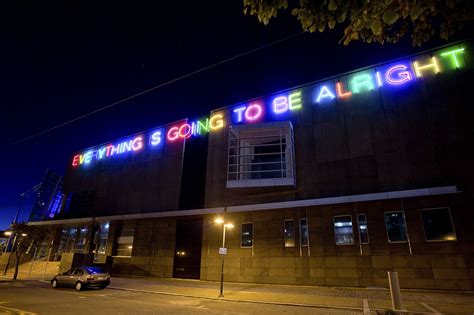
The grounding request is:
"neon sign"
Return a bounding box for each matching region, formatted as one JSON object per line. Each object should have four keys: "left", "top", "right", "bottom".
{"left": 72, "top": 44, "right": 469, "bottom": 168}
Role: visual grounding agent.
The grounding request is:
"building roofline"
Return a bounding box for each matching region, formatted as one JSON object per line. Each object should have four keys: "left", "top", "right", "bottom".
{"left": 28, "top": 185, "right": 460, "bottom": 226}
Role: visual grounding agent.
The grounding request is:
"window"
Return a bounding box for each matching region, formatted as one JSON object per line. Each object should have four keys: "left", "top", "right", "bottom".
{"left": 73, "top": 269, "right": 84, "bottom": 276}
{"left": 227, "top": 122, "right": 295, "bottom": 188}
{"left": 284, "top": 219, "right": 295, "bottom": 247}
{"left": 334, "top": 216, "right": 354, "bottom": 245}
{"left": 94, "top": 222, "right": 110, "bottom": 262}
{"left": 74, "top": 228, "right": 88, "bottom": 253}
{"left": 116, "top": 224, "right": 135, "bottom": 257}
{"left": 241, "top": 223, "right": 253, "bottom": 247}
{"left": 384, "top": 211, "right": 407, "bottom": 243}
{"left": 65, "top": 228, "right": 77, "bottom": 252}
{"left": 421, "top": 208, "right": 456, "bottom": 242}
{"left": 300, "top": 218, "right": 309, "bottom": 246}
{"left": 357, "top": 214, "right": 369, "bottom": 244}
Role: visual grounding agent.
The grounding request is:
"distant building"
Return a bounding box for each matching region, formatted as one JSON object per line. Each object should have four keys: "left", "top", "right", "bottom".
{"left": 31, "top": 41, "right": 474, "bottom": 290}
{"left": 28, "top": 169, "right": 63, "bottom": 221}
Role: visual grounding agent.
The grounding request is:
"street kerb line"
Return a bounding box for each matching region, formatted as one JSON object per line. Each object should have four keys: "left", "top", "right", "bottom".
{"left": 419, "top": 302, "right": 441, "bottom": 314}
{"left": 0, "top": 303, "right": 37, "bottom": 315}
{"left": 107, "top": 285, "right": 367, "bottom": 311}
{"left": 363, "top": 299, "right": 370, "bottom": 314}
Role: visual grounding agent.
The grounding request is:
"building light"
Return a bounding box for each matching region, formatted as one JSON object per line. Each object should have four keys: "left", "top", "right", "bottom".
{"left": 316, "top": 85, "right": 335, "bottom": 103}
{"left": 244, "top": 103, "right": 263, "bottom": 122}
{"left": 440, "top": 48, "right": 465, "bottom": 68}
{"left": 336, "top": 82, "right": 352, "bottom": 98}
{"left": 209, "top": 114, "right": 224, "bottom": 130}
{"left": 413, "top": 57, "right": 440, "bottom": 77}
{"left": 272, "top": 96, "right": 289, "bottom": 114}
{"left": 385, "top": 65, "right": 413, "bottom": 85}
{"left": 351, "top": 74, "right": 374, "bottom": 93}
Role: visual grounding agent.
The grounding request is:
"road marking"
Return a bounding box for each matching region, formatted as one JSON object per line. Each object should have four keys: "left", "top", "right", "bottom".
{"left": 420, "top": 302, "right": 441, "bottom": 314}
{"left": 363, "top": 299, "right": 370, "bottom": 315}
{"left": 0, "top": 304, "right": 37, "bottom": 314}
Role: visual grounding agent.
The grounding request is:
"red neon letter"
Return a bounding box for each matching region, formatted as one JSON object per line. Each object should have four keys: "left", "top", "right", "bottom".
{"left": 167, "top": 126, "right": 179, "bottom": 141}
{"left": 336, "top": 82, "right": 352, "bottom": 98}
{"left": 72, "top": 155, "right": 80, "bottom": 167}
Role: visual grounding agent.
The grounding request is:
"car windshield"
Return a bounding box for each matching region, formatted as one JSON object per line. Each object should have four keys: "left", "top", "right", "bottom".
{"left": 85, "top": 267, "right": 107, "bottom": 274}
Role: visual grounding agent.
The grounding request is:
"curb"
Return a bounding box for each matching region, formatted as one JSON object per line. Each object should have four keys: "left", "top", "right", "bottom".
{"left": 107, "top": 285, "right": 434, "bottom": 314}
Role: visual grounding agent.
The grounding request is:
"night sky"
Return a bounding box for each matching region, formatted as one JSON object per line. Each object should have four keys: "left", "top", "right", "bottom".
{"left": 0, "top": 1, "right": 462, "bottom": 229}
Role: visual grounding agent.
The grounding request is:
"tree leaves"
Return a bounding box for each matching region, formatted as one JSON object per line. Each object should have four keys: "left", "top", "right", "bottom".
{"left": 242, "top": 0, "right": 474, "bottom": 46}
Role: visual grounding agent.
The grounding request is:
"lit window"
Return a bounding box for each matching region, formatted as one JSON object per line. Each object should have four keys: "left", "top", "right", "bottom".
{"left": 227, "top": 121, "right": 295, "bottom": 188}
{"left": 334, "top": 216, "right": 354, "bottom": 245}
{"left": 74, "top": 227, "right": 88, "bottom": 253}
{"left": 284, "top": 219, "right": 295, "bottom": 247}
{"left": 384, "top": 211, "right": 407, "bottom": 243}
{"left": 94, "top": 221, "right": 110, "bottom": 262}
{"left": 421, "top": 208, "right": 456, "bottom": 242}
{"left": 357, "top": 214, "right": 369, "bottom": 244}
{"left": 299, "top": 218, "right": 309, "bottom": 247}
{"left": 241, "top": 223, "right": 253, "bottom": 248}
{"left": 116, "top": 224, "right": 135, "bottom": 257}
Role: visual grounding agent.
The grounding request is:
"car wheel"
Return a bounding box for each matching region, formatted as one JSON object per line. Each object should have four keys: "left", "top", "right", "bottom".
{"left": 75, "top": 282, "right": 83, "bottom": 291}
{"left": 51, "top": 279, "right": 58, "bottom": 288}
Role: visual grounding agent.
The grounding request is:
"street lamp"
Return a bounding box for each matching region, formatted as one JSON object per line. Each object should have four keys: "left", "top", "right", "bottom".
{"left": 214, "top": 217, "right": 233, "bottom": 298}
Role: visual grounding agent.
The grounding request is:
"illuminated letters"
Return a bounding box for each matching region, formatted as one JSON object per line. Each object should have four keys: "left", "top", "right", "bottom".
{"left": 316, "top": 85, "right": 335, "bottom": 103}
{"left": 413, "top": 57, "right": 440, "bottom": 77}
{"left": 167, "top": 126, "right": 179, "bottom": 141}
{"left": 72, "top": 155, "right": 80, "bottom": 166}
{"left": 440, "top": 48, "right": 465, "bottom": 68}
{"left": 209, "top": 114, "right": 224, "bottom": 130}
{"left": 132, "top": 136, "right": 143, "bottom": 151}
{"left": 150, "top": 130, "right": 162, "bottom": 146}
{"left": 351, "top": 74, "right": 374, "bottom": 93}
{"left": 336, "top": 82, "right": 352, "bottom": 98}
{"left": 178, "top": 124, "right": 192, "bottom": 138}
{"left": 245, "top": 103, "right": 263, "bottom": 121}
{"left": 233, "top": 106, "right": 246, "bottom": 122}
{"left": 289, "top": 91, "right": 302, "bottom": 110}
{"left": 197, "top": 119, "right": 210, "bottom": 134}
{"left": 385, "top": 65, "right": 413, "bottom": 85}
{"left": 71, "top": 44, "right": 469, "bottom": 169}
{"left": 375, "top": 71, "right": 383, "bottom": 87}
{"left": 98, "top": 147, "right": 107, "bottom": 159}
{"left": 273, "top": 96, "right": 288, "bottom": 114}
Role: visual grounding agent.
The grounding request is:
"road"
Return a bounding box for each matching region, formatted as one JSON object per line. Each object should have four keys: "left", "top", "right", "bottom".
{"left": 0, "top": 280, "right": 360, "bottom": 314}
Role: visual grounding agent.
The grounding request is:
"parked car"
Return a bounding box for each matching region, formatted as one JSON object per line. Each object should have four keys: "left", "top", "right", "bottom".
{"left": 51, "top": 266, "right": 110, "bottom": 291}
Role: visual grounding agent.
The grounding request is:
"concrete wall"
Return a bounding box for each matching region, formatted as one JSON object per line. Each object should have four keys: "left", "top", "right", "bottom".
{"left": 110, "top": 218, "right": 176, "bottom": 277}
{"left": 200, "top": 194, "right": 473, "bottom": 290}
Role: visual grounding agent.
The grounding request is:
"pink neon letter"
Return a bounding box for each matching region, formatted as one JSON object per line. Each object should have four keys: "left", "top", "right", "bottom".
{"left": 72, "top": 155, "right": 80, "bottom": 167}
{"left": 385, "top": 65, "right": 413, "bottom": 85}
{"left": 245, "top": 103, "right": 262, "bottom": 121}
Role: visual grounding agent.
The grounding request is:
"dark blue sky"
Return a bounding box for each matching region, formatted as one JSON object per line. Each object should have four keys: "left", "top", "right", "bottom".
{"left": 0, "top": 1, "right": 458, "bottom": 229}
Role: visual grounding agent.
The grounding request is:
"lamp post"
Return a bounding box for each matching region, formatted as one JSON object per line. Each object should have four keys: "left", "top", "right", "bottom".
{"left": 214, "top": 218, "right": 233, "bottom": 298}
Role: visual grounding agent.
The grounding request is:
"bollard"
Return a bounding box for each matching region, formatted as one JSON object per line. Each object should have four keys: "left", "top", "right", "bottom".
{"left": 387, "top": 271, "right": 403, "bottom": 311}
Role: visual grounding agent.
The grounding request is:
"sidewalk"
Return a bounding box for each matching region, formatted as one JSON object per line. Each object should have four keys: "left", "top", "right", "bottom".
{"left": 108, "top": 276, "right": 474, "bottom": 314}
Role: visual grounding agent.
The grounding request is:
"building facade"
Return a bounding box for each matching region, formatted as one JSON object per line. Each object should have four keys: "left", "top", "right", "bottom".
{"left": 30, "top": 41, "right": 474, "bottom": 290}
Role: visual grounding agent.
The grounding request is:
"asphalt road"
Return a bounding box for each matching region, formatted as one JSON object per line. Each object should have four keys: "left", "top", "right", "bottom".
{"left": 0, "top": 280, "right": 361, "bottom": 314}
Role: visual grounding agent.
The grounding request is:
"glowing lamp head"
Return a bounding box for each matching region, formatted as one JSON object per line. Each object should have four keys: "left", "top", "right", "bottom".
{"left": 214, "top": 218, "right": 224, "bottom": 224}
{"left": 4, "top": 231, "right": 12, "bottom": 236}
{"left": 224, "top": 223, "right": 234, "bottom": 229}
{"left": 21, "top": 233, "right": 27, "bottom": 237}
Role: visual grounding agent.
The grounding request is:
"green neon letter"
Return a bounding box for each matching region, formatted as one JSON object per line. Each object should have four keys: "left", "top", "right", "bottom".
{"left": 351, "top": 74, "right": 374, "bottom": 93}
{"left": 197, "top": 118, "right": 209, "bottom": 134}
{"left": 289, "top": 91, "right": 302, "bottom": 110}
{"left": 440, "top": 48, "right": 465, "bottom": 68}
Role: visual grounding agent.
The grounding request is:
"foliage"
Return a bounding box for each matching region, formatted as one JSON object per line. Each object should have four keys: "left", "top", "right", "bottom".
{"left": 9, "top": 223, "right": 49, "bottom": 280}
{"left": 243, "top": 0, "right": 474, "bottom": 46}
